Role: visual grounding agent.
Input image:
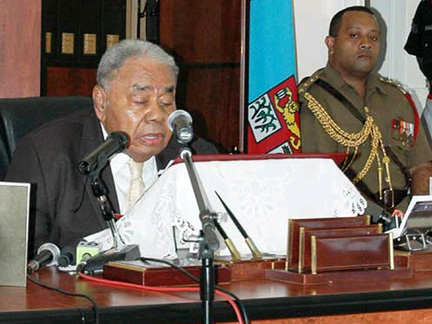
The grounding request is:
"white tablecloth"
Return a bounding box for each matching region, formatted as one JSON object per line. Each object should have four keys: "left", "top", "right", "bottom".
{"left": 86, "top": 157, "right": 366, "bottom": 258}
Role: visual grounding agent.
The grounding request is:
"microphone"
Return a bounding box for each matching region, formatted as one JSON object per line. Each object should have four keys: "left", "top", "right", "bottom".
{"left": 76, "top": 244, "right": 140, "bottom": 273}
{"left": 168, "top": 110, "right": 193, "bottom": 144}
{"left": 58, "top": 245, "right": 76, "bottom": 267}
{"left": 78, "top": 131, "right": 129, "bottom": 175}
{"left": 27, "top": 243, "right": 61, "bottom": 273}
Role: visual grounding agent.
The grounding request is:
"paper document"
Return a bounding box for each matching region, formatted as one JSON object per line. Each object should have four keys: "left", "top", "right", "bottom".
{"left": 387, "top": 195, "right": 432, "bottom": 238}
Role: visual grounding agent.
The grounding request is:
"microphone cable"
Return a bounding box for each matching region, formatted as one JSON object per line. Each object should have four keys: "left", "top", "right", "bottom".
{"left": 78, "top": 257, "right": 249, "bottom": 324}
{"left": 141, "top": 257, "right": 250, "bottom": 324}
{"left": 26, "top": 272, "right": 100, "bottom": 324}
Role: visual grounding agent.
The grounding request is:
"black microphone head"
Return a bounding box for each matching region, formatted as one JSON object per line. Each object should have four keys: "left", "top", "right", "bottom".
{"left": 109, "top": 131, "right": 129, "bottom": 152}
{"left": 78, "top": 131, "right": 129, "bottom": 175}
{"left": 78, "top": 161, "right": 91, "bottom": 175}
{"left": 58, "top": 245, "right": 76, "bottom": 267}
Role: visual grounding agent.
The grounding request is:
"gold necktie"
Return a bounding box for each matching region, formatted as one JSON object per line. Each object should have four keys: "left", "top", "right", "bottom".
{"left": 127, "top": 160, "right": 145, "bottom": 206}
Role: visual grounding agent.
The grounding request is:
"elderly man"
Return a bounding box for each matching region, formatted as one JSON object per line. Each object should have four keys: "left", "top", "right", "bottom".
{"left": 299, "top": 6, "right": 432, "bottom": 220}
{"left": 5, "top": 40, "right": 217, "bottom": 256}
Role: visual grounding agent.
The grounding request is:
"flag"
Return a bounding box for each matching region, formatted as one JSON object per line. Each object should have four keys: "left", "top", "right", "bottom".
{"left": 246, "top": 0, "right": 301, "bottom": 154}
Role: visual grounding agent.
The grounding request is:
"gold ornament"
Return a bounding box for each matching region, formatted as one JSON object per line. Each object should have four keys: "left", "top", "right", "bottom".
{"left": 304, "top": 92, "right": 393, "bottom": 197}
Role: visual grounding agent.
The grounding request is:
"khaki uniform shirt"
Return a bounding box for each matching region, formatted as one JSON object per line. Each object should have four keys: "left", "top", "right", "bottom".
{"left": 299, "top": 64, "right": 432, "bottom": 210}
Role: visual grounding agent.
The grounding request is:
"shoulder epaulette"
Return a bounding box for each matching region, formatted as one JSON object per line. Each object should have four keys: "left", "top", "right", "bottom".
{"left": 298, "top": 69, "right": 324, "bottom": 95}
{"left": 378, "top": 76, "right": 408, "bottom": 95}
{"left": 379, "top": 76, "right": 419, "bottom": 142}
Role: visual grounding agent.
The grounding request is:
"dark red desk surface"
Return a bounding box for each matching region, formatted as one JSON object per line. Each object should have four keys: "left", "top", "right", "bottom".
{"left": 1, "top": 267, "right": 432, "bottom": 323}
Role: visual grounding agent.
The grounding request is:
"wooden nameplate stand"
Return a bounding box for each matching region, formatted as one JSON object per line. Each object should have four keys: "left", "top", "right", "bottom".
{"left": 286, "top": 216, "right": 372, "bottom": 272}
{"left": 215, "top": 255, "right": 285, "bottom": 281}
{"left": 266, "top": 267, "right": 412, "bottom": 285}
{"left": 103, "top": 260, "right": 232, "bottom": 286}
{"left": 266, "top": 217, "right": 413, "bottom": 285}
{"left": 394, "top": 250, "right": 432, "bottom": 271}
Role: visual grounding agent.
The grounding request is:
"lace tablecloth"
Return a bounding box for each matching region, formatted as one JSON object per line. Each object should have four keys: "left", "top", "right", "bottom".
{"left": 85, "top": 157, "right": 366, "bottom": 258}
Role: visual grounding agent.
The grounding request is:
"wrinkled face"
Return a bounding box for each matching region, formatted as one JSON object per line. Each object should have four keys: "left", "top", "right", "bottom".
{"left": 326, "top": 11, "right": 380, "bottom": 78}
{"left": 93, "top": 57, "right": 177, "bottom": 162}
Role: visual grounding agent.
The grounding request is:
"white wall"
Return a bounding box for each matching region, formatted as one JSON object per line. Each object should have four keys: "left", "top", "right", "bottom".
{"left": 293, "top": 0, "right": 365, "bottom": 81}
{"left": 370, "top": 0, "right": 428, "bottom": 111}
{"left": 293, "top": 0, "right": 428, "bottom": 112}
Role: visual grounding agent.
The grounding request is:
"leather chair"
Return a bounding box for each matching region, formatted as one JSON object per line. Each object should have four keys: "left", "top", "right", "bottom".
{"left": 0, "top": 96, "right": 93, "bottom": 179}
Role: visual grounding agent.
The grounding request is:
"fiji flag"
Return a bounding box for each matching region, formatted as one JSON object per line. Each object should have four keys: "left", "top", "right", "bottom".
{"left": 246, "top": 0, "right": 301, "bottom": 154}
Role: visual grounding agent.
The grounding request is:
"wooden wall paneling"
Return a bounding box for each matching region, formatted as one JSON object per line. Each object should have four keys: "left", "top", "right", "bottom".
{"left": 0, "top": 0, "right": 41, "bottom": 98}
{"left": 179, "top": 67, "right": 240, "bottom": 152}
{"left": 159, "top": 0, "right": 242, "bottom": 152}
{"left": 160, "top": 0, "right": 241, "bottom": 63}
{"left": 46, "top": 67, "right": 96, "bottom": 96}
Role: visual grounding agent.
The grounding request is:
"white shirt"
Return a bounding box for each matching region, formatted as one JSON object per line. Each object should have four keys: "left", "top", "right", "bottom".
{"left": 101, "top": 126, "right": 158, "bottom": 215}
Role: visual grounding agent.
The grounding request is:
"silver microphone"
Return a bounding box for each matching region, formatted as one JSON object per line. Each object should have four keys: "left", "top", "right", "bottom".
{"left": 168, "top": 110, "right": 193, "bottom": 144}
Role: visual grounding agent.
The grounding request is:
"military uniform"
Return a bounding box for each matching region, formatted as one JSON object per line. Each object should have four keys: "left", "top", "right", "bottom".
{"left": 299, "top": 64, "right": 432, "bottom": 212}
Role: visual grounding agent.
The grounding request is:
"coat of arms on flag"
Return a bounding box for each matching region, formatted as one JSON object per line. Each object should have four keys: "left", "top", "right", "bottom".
{"left": 248, "top": 76, "right": 300, "bottom": 154}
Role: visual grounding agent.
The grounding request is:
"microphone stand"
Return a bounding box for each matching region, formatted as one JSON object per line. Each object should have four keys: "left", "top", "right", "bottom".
{"left": 79, "top": 169, "right": 140, "bottom": 273}
{"left": 89, "top": 169, "right": 125, "bottom": 249}
{"left": 180, "top": 146, "right": 219, "bottom": 324}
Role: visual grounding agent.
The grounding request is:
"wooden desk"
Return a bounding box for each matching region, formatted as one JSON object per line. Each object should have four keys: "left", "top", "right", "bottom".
{"left": 1, "top": 268, "right": 432, "bottom": 323}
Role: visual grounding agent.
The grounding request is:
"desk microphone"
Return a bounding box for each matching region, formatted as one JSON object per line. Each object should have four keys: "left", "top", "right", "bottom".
{"left": 168, "top": 110, "right": 193, "bottom": 144}
{"left": 27, "top": 243, "right": 61, "bottom": 273}
{"left": 58, "top": 245, "right": 76, "bottom": 267}
{"left": 76, "top": 244, "right": 140, "bottom": 273}
{"left": 78, "top": 131, "right": 129, "bottom": 175}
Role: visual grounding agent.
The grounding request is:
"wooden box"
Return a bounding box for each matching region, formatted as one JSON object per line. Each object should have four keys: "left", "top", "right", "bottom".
{"left": 287, "top": 216, "right": 371, "bottom": 271}
{"left": 394, "top": 250, "right": 432, "bottom": 271}
{"left": 215, "top": 255, "right": 285, "bottom": 280}
{"left": 299, "top": 224, "right": 382, "bottom": 272}
{"left": 311, "top": 233, "right": 393, "bottom": 274}
{"left": 266, "top": 266, "right": 413, "bottom": 285}
{"left": 103, "top": 260, "right": 231, "bottom": 286}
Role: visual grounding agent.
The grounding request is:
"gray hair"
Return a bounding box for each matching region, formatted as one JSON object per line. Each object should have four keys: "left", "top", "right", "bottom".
{"left": 97, "top": 39, "right": 179, "bottom": 89}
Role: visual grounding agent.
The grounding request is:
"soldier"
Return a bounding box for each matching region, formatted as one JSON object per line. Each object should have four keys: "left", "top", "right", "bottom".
{"left": 299, "top": 6, "right": 432, "bottom": 221}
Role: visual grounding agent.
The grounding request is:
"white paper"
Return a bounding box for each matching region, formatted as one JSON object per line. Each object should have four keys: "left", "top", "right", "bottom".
{"left": 387, "top": 195, "right": 432, "bottom": 238}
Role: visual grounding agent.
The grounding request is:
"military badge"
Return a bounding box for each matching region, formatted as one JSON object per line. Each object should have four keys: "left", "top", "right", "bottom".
{"left": 391, "top": 117, "right": 415, "bottom": 146}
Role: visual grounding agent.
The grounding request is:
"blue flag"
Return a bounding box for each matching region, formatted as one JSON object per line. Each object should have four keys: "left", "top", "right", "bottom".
{"left": 246, "top": 0, "right": 301, "bottom": 154}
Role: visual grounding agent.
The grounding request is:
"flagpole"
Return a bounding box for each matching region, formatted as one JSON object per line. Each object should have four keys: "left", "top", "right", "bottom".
{"left": 239, "top": 0, "right": 249, "bottom": 153}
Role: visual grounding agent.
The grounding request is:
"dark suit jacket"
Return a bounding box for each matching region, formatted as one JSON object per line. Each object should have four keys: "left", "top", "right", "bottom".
{"left": 5, "top": 109, "right": 218, "bottom": 256}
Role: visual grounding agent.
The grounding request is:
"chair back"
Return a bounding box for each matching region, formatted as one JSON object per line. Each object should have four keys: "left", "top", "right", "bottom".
{"left": 0, "top": 96, "right": 93, "bottom": 179}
